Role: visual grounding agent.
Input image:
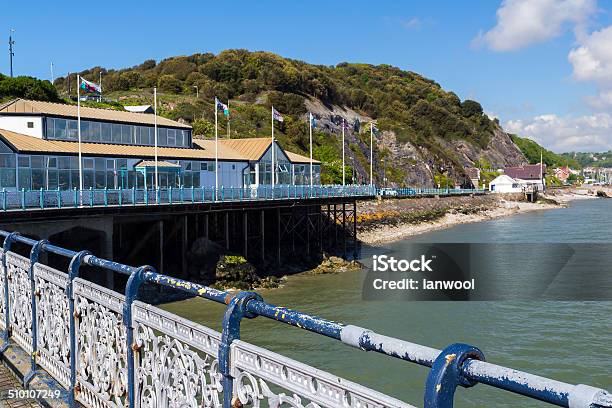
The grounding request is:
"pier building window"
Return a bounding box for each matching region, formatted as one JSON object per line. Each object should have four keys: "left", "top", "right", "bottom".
{"left": 45, "top": 117, "right": 191, "bottom": 148}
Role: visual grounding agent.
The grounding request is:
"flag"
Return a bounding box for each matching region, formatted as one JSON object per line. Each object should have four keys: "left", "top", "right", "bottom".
{"left": 272, "top": 107, "right": 284, "bottom": 122}
{"left": 310, "top": 113, "right": 317, "bottom": 128}
{"left": 215, "top": 98, "right": 229, "bottom": 116}
{"left": 80, "top": 78, "right": 101, "bottom": 94}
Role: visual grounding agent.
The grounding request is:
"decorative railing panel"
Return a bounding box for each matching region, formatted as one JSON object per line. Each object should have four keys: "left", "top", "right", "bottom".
{"left": 6, "top": 252, "right": 33, "bottom": 353}
{"left": 132, "top": 301, "right": 223, "bottom": 408}
{"left": 230, "top": 340, "right": 415, "bottom": 408}
{"left": 0, "top": 248, "right": 5, "bottom": 331}
{"left": 74, "top": 278, "right": 128, "bottom": 408}
{"left": 34, "top": 263, "right": 71, "bottom": 388}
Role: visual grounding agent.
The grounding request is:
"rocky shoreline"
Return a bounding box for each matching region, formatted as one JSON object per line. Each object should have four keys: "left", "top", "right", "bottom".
{"left": 357, "top": 191, "right": 596, "bottom": 245}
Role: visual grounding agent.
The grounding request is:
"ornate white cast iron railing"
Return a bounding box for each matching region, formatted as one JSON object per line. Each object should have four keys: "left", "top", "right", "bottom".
{"left": 0, "top": 230, "right": 610, "bottom": 408}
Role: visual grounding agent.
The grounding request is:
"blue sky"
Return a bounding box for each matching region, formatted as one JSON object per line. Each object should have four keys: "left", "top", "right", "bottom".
{"left": 3, "top": 0, "right": 612, "bottom": 152}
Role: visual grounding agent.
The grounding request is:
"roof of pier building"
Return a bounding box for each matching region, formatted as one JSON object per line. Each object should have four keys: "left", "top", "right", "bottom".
{"left": 0, "top": 99, "right": 190, "bottom": 129}
{"left": 0, "top": 128, "right": 320, "bottom": 164}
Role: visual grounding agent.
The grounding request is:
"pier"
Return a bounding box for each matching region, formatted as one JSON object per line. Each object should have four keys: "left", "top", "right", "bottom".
{"left": 0, "top": 230, "right": 609, "bottom": 407}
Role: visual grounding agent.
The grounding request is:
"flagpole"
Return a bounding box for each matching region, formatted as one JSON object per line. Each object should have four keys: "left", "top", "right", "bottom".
{"left": 215, "top": 98, "right": 219, "bottom": 200}
{"left": 154, "top": 87, "right": 158, "bottom": 190}
{"left": 342, "top": 119, "right": 346, "bottom": 186}
{"left": 370, "top": 122, "right": 373, "bottom": 186}
{"left": 227, "top": 99, "right": 230, "bottom": 139}
{"left": 77, "top": 75, "right": 83, "bottom": 195}
{"left": 309, "top": 112, "right": 313, "bottom": 187}
{"left": 271, "top": 106, "right": 275, "bottom": 188}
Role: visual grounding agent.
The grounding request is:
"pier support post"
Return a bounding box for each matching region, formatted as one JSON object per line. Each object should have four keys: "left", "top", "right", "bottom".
{"left": 277, "top": 208, "right": 281, "bottom": 267}
{"left": 243, "top": 211, "right": 248, "bottom": 259}
{"left": 182, "top": 215, "right": 188, "bottom": 278}
{"left": 225, "top": 212, "right": 230, "bottom": 250}
{"left": 353, "top": 200, "right": 358, "bottom": 260}
{"left": 260, "top": 210, "right": 265, "bottom": 262}
{"left": 343, "top": 202, "right": 347, "bottom": 259}
{"left": 158, "top": 220, "right": 164, "bottom": 275}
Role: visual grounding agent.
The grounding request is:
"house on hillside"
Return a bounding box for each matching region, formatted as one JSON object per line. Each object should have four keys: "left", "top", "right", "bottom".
{"left": 503, "top": 164, "right": 546, "bottom": 191}
{"left": 553, "top": 166, "right": 571, "bottom": 183}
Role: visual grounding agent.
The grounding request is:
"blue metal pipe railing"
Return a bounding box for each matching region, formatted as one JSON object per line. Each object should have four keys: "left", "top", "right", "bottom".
{"left": 0, "top": 230, "right": 609, "bottom": 408}
{"left": 0, "top": 184, "right": 377, "bottom": 212}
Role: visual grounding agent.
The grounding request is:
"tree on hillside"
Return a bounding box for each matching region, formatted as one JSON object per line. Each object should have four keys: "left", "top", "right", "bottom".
{"left": 0, "top": 75, "right": 59, "bottom": 102}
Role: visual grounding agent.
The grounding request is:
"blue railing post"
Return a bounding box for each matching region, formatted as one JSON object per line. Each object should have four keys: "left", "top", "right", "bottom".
{"left": 221, "top": 186, "right": 224, "bottom": 201}
{"left": 89, "top": 187, "right": 93, "bottom": 207}
{"left": 179, "top": 186, "right": 184, "bottom": 203}
{"left": 119, "top": 186, "right": 123, "bottom": 206}
{"left": 201, "top": 187, "right": 205, "bottom": 203}
{"left": 73, "top": 188, "right": 78, "bottom": 208}
{"left": 122, "top": 265, "right": 156, "bottom": 408}
{"left": 21, "top": 188, "right": 25, "bottom": 210}
{"left": 67, "top": 250, "right": 91, "bottom": 408}
{"left": 219, "top": 291, "right": 263, "bottom": 408}
{"left": 24, "top": 239, "right": 49, "bottom": 386}
{"left": 2, "top": 189, "right": 5, "bottom": 211}
{"left": 132, "top": 187, "right": 136, "bottom": 206}
{"left": 57, "top": 188, "right": 62, "bottom": 209}
{"left": 0, "top": 232, "right": 19, "bottom": 354}
{"left": 424, "top": 343, "right": 485, "bottom": 408}
{"left": 39, "top": 188, "right": 43, "bottom": 209}
{"left": 156, "top": 187, "right": 160, "bottom": 205}
{"left": 169, "top": 187, "right": 173, "bottom": 204}
{"left": 104, "top": 187, "right": 108, "bottom": 207}
{"left": 191, "top": 186, "right": 195, "bottom": 203}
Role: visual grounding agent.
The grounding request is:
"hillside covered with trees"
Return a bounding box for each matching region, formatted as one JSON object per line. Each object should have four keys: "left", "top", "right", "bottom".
{"left": 34, "top": 50, "right": 526, "bottom": 185}
{"left": 510, "top": 134, "right": 580, "bottom": 168}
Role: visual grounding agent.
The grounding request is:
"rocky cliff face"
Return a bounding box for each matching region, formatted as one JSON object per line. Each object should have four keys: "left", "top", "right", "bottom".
{"left": 306, "top": 98, "right": 526, "bottom": 187}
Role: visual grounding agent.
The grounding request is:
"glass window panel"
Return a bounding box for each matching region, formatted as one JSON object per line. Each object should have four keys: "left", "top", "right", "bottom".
{"left": 176, "top": 131, "right": 184, "bottom": 147}
{"left": 45, "top": 118, "right": 54, "bottom": 138}
{"left": 31, "top": 169, "right": 44, "bottom": 190}
{"left": 83, "top": 170, "right": 94, "bottom": 189}
{"left": 122, "top": 125, "right": 132, "bottom": 144}
{"left": 95, "top": 171, "right": 105, "bottom": 189}
{"left": 106, "top": 171, "right": 115, "bottom": 189}
{"left": 159, "top": 128, "right": 168, "bottom": 146}
{"left": 101, "top": 123, "right": 112, "bottom": 142}
{"left": 0, "top": 154, "right": 15, "bottom": 168}
{"left": 83, "top": 158, "right": 94, "bottom": 169}
{"left": 90, "top": 121, "right": 101, "bottom": 142}
{"left": 117, "top": 159, "right": 127, "bottom": 169}
{"left": 47, "top": 157, "right": 57, "bottom": 168}
{"left": 70, "top": 157, "right": 79, "bottom": 169}
{"left": 95, "top": 158, "right": 105, "bottom": 171}
{"left": 18, "top": 156, "right": 30, "bottom": 168}
{"left": 81, "top": 121, "right": 90, "bottom": 141}
{"left": 58, "top": 170, "right": 70, "bottom": 190}
{"left": 167, "top": 129, "right": 176, "bottom": 146}
{"left": 29, "top": 156, "right": 43, "bottom": 169}
{"left": 18, "top": 168, "right": 31, "bottom": 190}
{"left": 47, "top": 170, "right": 58, "bottom": 190}
{"left": 71, "top": 170, "right": 79, "bottom": 190}
{"left": 54, "top": 119, "right": 67, "bottom": 139}
{"left": 67, "top": 120, "right": 78, "bottom": 140}
{"left": 106, "top": 159, "right": 114, "bottom": 170}
{"left": 112, "top": 124, "right": 122, "bottom": 143}
{"left": 58, "top": 157, "right": 71, "bottom": 169}
{"left": 0, "top": 168, "right": 16, "bottom": 188}
{"left": 192, "top": 171, "right": 200, "bottom": 187}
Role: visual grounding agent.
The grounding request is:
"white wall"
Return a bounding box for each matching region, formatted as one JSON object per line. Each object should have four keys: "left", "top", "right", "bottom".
{"left": 200, "top": 161, "right": 247, "bottom": 188}
{"left": 0, "top": 116, "right": 44, "bottom": 138}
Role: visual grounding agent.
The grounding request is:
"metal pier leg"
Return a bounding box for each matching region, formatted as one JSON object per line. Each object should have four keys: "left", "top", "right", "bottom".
{"left": 182, "top": 215, "right": 188, "bottom": 278}
{"left": 243, "top": 211, "right": 248, "bottom": 259}
{"left": 353, "top": 200, "right": 358, "bottom": 260}
{"left": 158, "top": 220, "right": 164, "bottom": 275}
{"left": 204, "top": 213, "right": 209, "bottom": 239}
{"left": 261, "top": 210, "right": 265, "bottom": 262}
{"left": 225, "top": 212, "right": 230, "bottom": 250}
{"left": 343, "top": 202, "right": 347, "bottom": 259}
{"left": 277, "top": 207, "right": 281, "bottom": 267}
